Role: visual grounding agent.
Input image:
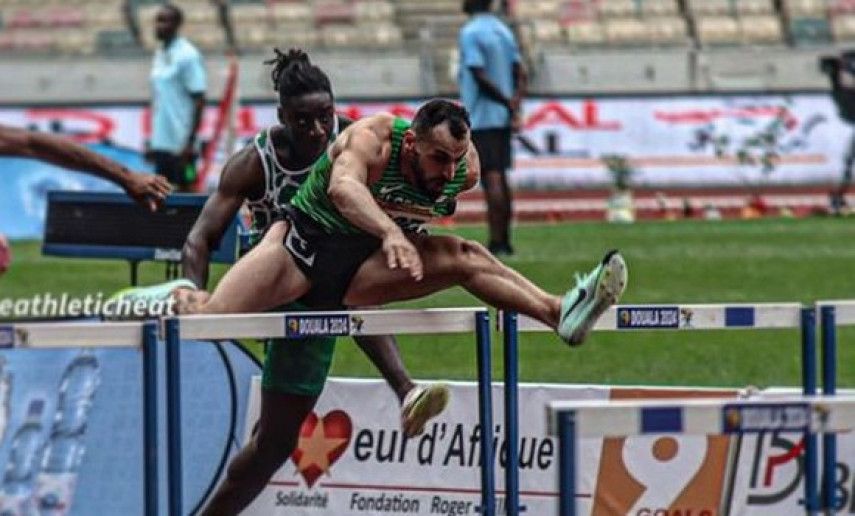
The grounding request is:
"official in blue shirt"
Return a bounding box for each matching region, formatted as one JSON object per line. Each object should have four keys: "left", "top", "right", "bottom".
{"left": 458, "top": 0, "right": 527, "bottom": 256}
{"left": 149, "top": 3, "right": 206, "bottom": 192}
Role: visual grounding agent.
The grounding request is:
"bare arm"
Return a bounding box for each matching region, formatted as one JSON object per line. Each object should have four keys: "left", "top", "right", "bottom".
{"left": 469, "top": 67, "right": 513, "bottom": 110}
{"left": 180, "top": 93, "right": 205, "bottom": 163}
{"left": 328, "top": 128, "right": 400, "bottom": 240}
{"left": 0, "top": 124, "right": 172, "bottom": 211}
{"left": 181, "top": 144, "right": 261, "bottom": 288}
{"left": 327, "top": 126, "right": 423, "bottom": 280}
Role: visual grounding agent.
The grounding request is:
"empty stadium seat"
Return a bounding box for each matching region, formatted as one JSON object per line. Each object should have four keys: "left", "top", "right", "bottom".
{"left": 230, "top": 4, "right": 269, "bottom": 24}
{"left": 648, "top": 16, "right": 688, "bottom": 45}
{"left": 696, "top": 16, "right": 740, "bottom": 44}
{"left": 320, "top": 23, "right": 402, "bottom": 48}
{"left": 529, "top": 18, "right": 564, "bottom": 43}
{"left": 354, "top": 1, "right": 395, "bottom": 23}
{"left": 833, "top": 0, "right": 855, "bottom": 14}
{"left": 54, "top": 28, "right": 95, "bottom": 54}
{"left": 689, "top": 0, "right": 734, "bottom": 16}
{"left": 564, "top": 20, "right": 607, "bottom": 46}
{"left": 832, "top": 13, "right": 855, "bottom": 40}
{"left": 789, "top": 16, "right": 833, "bottom": 44}
{"left": 560, "top": 0, "right": 598, "bottom": 23}
{"left": 314, "top": 2, "right": 356, "bottom": 26}
{"left": 373, "top": 24, "right": 404, "bottom": 46}
{"left": 95, "top": 29, "right": 138, "bottom": 54}
{"left": 85, "top": 3, "right": 125, "bottom": 30}
{"left": 739, "top": 14, "right": 784, "bottom": 43}
{"left": 735, "top": 0, "right": 775, "bottom": 15}
{"left": 514, "top": 0, "right": 561, "bottom": 19}
{"left": 604, "top": 17, "right": 648, "bottom": 45}
{"left": 263, "top": 26, "right": 320, "bottom": 49}
{"left": 784, "top": 0, "right": 827, "bottom": 16}
{"left": 184, "top": 22, "right": 225, "bottom": 50}
{"left": 176, "top": 2, "right": 217, "bottom": 24}
{"left": 640, "top": 0, "right": 679, "bottom": 16}
{"left": 271, "top": 2, "right": 312, "bottom": 25}
{"left": 598, "top": 0, "right": 639, "bottom": 18}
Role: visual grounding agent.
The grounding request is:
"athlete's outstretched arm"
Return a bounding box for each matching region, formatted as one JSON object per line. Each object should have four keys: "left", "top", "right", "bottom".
{"left": 182, "top": 145, "right": 262, "bottom": 288}
{"left": 0, "top": 124, "right": 172, "bottom": 211}
{"left": 327, "top": 127, "right": 423, "bottom": 280}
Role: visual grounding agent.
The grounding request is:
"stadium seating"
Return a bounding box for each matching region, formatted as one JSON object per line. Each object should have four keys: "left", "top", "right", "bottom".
{"left": 0, "top": 0, "right": 836, "bottom": 56}
{"left": 0, "top": 0, "right": 126, "bottom": 54}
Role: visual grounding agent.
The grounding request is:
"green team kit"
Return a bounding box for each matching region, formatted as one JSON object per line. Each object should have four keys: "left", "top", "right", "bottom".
{"left": 251, "top": 117, "right": 468, "bottom": 396}
{"left": 248, "top": 122, "right": 340, "bottom": 396}
{"left": 283, "top": 117, "right": 468, "bottom": 309}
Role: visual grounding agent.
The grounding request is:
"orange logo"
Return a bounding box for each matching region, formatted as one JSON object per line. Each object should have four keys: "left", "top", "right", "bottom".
{"left": 592, "top": 389, "right": 737, "bottom": 516}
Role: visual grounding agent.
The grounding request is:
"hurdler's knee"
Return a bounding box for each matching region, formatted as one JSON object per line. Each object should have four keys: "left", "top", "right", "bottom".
{"left": 451, "top": 238, "right": 496, "bottom": 271}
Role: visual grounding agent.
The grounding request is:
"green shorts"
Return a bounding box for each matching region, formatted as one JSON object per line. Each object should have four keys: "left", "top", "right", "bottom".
{"left": 261, "top": 303, "right": 337, "bottom": 397}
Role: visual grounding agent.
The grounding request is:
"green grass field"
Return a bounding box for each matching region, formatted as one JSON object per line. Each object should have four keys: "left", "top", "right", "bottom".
{"left": 2, "top": 217, "right": 854, "bottom": 389}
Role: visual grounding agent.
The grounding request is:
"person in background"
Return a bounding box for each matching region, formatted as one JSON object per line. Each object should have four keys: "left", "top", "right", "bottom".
{"left": 148, "top": 3, "right": 206, "bottom": 192}
{"left": 458, "top": 0, "right": 527, "bottom": 256}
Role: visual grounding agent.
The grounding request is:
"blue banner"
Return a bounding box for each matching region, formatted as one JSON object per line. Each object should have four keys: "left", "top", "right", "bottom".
{"left": 0, "top": 339, "right": 259, "bottom": 515}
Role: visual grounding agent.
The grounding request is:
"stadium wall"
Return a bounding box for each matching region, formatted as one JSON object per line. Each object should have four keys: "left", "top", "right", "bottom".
{"left": 0, "top": 47, "right": 843, "bottom": 105}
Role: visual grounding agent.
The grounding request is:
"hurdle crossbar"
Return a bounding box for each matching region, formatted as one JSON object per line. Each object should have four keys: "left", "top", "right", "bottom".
{"left": 164, "top": 307, "right": 497, "bottom": 516}
{"left": 817, "top": 300, "right": 855, "bottom": 325}
{"left": 547, "top": 395, "right": 855, "bottom": 437}
{"left": 0, "top": 320, "right": 159, "bottom": 516}
{"left": 175, "top": 307, "right": 487, "bottom": 340}
{"left": 506, "top": 302, "right": 803, "bottom": 333}
{"left": 548, "top": 395, "right": 855, "bottom": 516}
{"left": 2, "top": 321, "right": 150, "bottom": 348}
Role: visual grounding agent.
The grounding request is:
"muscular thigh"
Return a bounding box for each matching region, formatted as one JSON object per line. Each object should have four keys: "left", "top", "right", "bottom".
{"left": 343, "top": 234, "right": 487, "bottom": 306}
{"left": 203, "top": 220, "right": 311, "bottom": 313}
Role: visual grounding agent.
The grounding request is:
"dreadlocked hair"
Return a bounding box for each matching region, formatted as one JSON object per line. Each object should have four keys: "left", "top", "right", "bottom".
{"left": 264, "top": 48, "right": 333, "bottom": 102}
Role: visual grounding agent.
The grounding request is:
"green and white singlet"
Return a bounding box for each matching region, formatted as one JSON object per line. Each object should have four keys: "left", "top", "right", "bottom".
{"left": 291, "top": 118, "right": 468, "bottom": 234}
{"left": 245, "top": 117, "right": 340, "bottom": 246}
{"left": 242, "top": 118, "right": 341, "bottom": 397}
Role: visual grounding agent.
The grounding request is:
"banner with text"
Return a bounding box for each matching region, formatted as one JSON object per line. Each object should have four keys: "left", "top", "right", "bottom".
{"left": 242, "top": 379, "right": 855, "bottom": 516}
{"left": 1, "top": 93, "right": 852, "bottom": 237}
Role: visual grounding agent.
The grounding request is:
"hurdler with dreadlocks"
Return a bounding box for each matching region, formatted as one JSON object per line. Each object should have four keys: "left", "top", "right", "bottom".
{"left": 163, "top": 49, "right": 451, "bottom": 515}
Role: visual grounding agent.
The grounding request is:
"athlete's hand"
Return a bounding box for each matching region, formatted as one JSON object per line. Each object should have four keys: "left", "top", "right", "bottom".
{"left": 124, "top": 172, "right": 173, "bottom": 212}
{"left": 382, "top": 229, "right": 423, "bottom": 281}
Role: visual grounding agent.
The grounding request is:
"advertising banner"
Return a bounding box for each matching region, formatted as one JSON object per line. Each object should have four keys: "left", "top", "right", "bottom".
{"left": 1, "top": 93, "right": 852, "bottom": 238}
{"left": 243, "top": 379, "right": 855, "bottom": 516}
{"left": 242, "top": 379, "right": 745, "bottom": 516}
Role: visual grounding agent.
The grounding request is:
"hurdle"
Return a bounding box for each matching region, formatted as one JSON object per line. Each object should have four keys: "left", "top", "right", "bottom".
{"left": 0, "top": 320, "right": 159, "bottom": 516}
{"left": 546, "top": 395, "right": 855, "bottom": 516}
{"left": 816, "top": 300, "right": 855, "bottom": 511}
{"left": 500, "top": 302, "right": 815, "bottom": 516}
{"left": 163, "top": 307, "right": 495, "bottom": 516}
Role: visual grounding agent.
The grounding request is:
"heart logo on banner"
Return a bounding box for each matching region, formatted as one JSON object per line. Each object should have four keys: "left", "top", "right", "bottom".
{"left": 291, "top": 410, "right": 353, "bottom": 487}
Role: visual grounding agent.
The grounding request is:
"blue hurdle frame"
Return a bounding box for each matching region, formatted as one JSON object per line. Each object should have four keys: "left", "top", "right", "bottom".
{"left": 164, "top": 311, "right": 498, "bottom": 516}
{"left": 820, "top": 305, "right": 838, "bottom": 513}
{"left": 503, "top": 306, "right": 821, "bottom": 516}
{"left": 141, "top": 322, "right": 159, "bottom": 516}
{"left": 801, "top": 308, "right": 819, "bottom": 515}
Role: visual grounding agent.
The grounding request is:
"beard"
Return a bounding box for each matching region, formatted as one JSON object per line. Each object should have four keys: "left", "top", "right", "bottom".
{"left": 409, "top": 153, "right": 443, "bottom": 198}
